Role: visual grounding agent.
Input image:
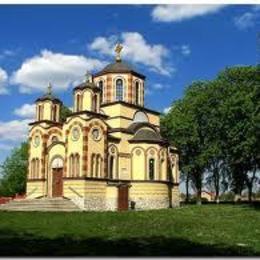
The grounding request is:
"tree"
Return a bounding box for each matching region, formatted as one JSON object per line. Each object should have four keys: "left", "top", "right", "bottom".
{"left": 60, "top": 104, "right": 72, "bottom": 122}
{"left": 215, "top": 66, "right": 259, "bottom": 201}
{"left": 161, "top": 81, "right": 209, "bottom": 204}
{"left": 161, "top": 65, "right": 259, "bottom": 203}
{"left": 0, "top": 142, "right": 28, "bottom": 196}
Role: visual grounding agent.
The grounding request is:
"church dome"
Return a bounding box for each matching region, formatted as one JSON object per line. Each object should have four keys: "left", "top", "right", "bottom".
{"left": 94, "top": 60, "right": 145, "bottom": 79}
{"left": 36, "top": 83, "right": 62, "bottom": 104}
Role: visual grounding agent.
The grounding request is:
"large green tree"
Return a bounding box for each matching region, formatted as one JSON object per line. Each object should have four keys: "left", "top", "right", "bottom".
{"left": 162, "top": 65, "right": 259, "bottom": 202}
{"left": 0, "top": 142, "right": 28, "bottom": 196}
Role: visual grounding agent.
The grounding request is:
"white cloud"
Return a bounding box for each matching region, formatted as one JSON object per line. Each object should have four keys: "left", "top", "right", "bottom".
{"left": 181, "top": 45, "right": 191, "bottom": 56}
{"left": 0, "top": 119, "right": 30, "bottom": 142}
{"left": 14, "top": 103, "right": 35, "bottom": 119}
{"left": 0, "top": 68, "right": 8, "bottom": 94}
{"left": 11, "top": 50, "right": 106, "bottom": 93}
{"left": 152, "top": 5, "right": 225, "bottom": 23}
{"left": 234, "top": 7, "right": 260, "bottom": 30}
{"left": 89, "top": 32, "right": 173, "bottom": 76}
{"left": 163, "top": 106, "right": 171, "bottom": 114}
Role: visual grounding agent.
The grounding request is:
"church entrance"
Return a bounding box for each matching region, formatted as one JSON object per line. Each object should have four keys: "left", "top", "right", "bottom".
{"left": 118, "top": 184, "right": 129, "bottom": 211}
{"left": 52, "top": 168, "right": 63, "bottom": 197}
{"left": 51, "top": 157, "right": 64, "bottom": 198}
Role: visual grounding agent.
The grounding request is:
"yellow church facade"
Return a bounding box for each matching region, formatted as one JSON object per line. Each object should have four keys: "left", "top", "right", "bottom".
{"left": 26, "top": 46, "right": 180, "bottom": 211}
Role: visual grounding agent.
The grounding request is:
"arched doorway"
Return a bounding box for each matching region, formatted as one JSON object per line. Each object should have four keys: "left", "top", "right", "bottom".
{"left": 51, "top": 157, "right": 64, "bottom": 197}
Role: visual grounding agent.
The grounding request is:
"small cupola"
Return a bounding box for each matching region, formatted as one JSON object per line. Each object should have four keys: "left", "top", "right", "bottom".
{"left": 35, "top": 83, "right": 62, "bottom": 122}
{"left": 73, "top": 72, "right": 101, "bottom": 113}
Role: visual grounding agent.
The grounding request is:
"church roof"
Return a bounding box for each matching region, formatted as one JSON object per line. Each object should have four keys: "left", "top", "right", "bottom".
{"left": 129, "top": 128, "right": 167, "bottom": 144}
{"left": 127, "top": 122, "right": 167, "bottom": 144}
{"left": 36, "top": 84, "right": 62, "bottom": 104}
{"left": 74, "top": 74, "right": 101, "bottom": 92}
{"left": 94, "top": 60, "right": 145, "bottom": 79}
{"left": 73, "top": 81, "right": 100, "bottom": 92}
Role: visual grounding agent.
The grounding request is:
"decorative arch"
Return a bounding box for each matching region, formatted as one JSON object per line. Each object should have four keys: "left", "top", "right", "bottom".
{"left": 146, "top": 146, "right": 159, "bottom": 180}
{"left": 68, "top": 153, "right": 80, "bottom": 177}
{"left": 98, "top": 80, "right": 104, "bottom": 103}
{"left": 108, "top": 145, "right": 118, "bottom": 179}
{"left": 113, "top": 76, "right": 126, "bottom": 102}
{"left": 134, "top": 79, "right": 142, "bottom": 105}
{"left": 131, "top": 146, "right": 146, "bottom": 180}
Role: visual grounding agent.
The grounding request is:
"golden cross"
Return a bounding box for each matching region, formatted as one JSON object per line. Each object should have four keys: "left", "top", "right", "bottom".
{"left": 115, "top": 43, "right": 123, "bottom": 61}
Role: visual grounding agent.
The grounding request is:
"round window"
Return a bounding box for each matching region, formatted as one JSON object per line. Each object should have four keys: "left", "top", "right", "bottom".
{"left": 34, "top": 136, "right": 40, "bottom": 147}
{"left": 91, "top": 128, "right": 101, "bottom": 141}
{"left": 72, "top": 128, "right": 80, "bottom": 141}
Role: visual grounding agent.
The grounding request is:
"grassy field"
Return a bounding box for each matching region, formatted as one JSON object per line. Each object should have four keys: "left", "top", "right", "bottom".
{"left": 0, "top": 204, "right": 259, "bottom": 256}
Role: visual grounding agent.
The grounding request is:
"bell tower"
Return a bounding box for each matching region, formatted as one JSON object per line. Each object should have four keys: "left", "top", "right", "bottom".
{"left": 35, "top": 83, "right": 62, "bottom": 122}
{"left": 73, "top": 72, "right": 101, "bottom": 113}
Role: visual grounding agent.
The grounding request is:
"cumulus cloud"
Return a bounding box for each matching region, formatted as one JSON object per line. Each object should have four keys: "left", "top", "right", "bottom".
{"left": 14, "top": 103, "right": 35, "bottom": 119}
{"left": 0, "top": 68, "right": 8, "bottom": 94}
{"left": 152, "top": 5, "right": 225, "bottom": 23}
{"left": 234, "top": 6, "right": 260, "bottom": 30}
{"left": 11, "top": 50, "right": 107, "bottom": 93}
{"left": 0, "top": 119, "right": 30, "bottom": 142}
{"left": 89, "top": 32, "right": 173, "bottom": 76}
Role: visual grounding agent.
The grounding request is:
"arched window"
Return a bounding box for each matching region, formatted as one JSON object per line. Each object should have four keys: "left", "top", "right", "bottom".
{"left": 116, "top": 79, "right": 123, "bottom": 101}
{"left": 36, "top": 159, "right": 39, "bottom": 179}
{"left": 96, "top": 155, "right": 100, "bottom": 177}
{"left": 91, "top": 154, "right": 96, "bottom": 177}
{"left": 92, "top": 94, "right": 97, "bottom": 112}
{"left": 149, "top": 158, "right": 155, "bottom": 180}
{"left": 135, "top": 81, "right": 140, "bottom": 105}
{"left": 31, "top": 159, "right": 35, "bottom": 179}
{"left": 75, "top": 154, "right": 80, "bottom": 177}
{"left": 52, "top": 105, "right": 57, "bottom": 121}
{"left": 109, "top": 156, "right": 114, "bottom": 179}
{"left": 38, "top": 105, "right": 43, "bottom": 121}
{"left": 99, "top": 81, "right": 104, "bottom": 103}
{"left": 76, "top": 94, "right": 81, "bottom": 112}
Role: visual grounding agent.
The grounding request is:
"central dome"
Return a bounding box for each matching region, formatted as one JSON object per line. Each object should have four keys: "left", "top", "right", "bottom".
{"left": 94, "top": 60, "right": 145, "bottom": 79}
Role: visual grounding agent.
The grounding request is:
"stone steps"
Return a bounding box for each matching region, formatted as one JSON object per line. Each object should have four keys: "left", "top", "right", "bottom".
{"left": 0, "top": 198, "right": 82, "bottom": 212}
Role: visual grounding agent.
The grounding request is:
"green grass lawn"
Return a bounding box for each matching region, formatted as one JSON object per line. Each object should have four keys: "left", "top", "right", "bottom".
{"left": 0, "top": 204, "right": 259, "bottom": 256}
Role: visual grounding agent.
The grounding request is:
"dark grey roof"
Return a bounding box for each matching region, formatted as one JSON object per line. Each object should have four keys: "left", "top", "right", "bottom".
{"left": 131, "top": 129, "right": 162, "bottom": 142}
{"left": 127, "top": 122, "right": 167, "bottom": 143}
{"left": 94, "top": 60, "right": 145, "bottom": 79}
{"left": 36, "top": 93, "right": 62, "bottom": 104}
{"left": 74, "top": 81, "right": 100, "bottom": 92}
{"left": 127, "top": 122, "right": 159, "bottom": 133}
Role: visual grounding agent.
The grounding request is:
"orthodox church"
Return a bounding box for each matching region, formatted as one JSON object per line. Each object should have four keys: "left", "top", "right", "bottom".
{"left": 26, "top": 44, "right": 180, "bottom": 211}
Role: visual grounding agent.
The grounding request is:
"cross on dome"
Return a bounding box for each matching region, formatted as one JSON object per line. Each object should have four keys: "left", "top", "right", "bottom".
{"left": 115, "top": 43, "right": 123, "bottom": 62}
{"left": 47, "top": 82, "right": 52, "bottom": 95}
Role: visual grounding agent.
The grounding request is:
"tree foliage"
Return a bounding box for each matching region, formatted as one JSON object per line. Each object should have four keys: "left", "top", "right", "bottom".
{"left": 60, "top": 104, "right": 72, "bottom": 122}
{"left": 0, "top": 142, "right": 28, "bottom": 196}
{"left": 161, "top": 66, "right": 259, "bottom": 202}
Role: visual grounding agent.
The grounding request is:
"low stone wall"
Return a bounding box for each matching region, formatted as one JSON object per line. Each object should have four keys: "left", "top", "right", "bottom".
{"left": 129, "top": 182, "right": 172, "bottom": 210}
{"left": 26, "top": 180, "right": 46, "bottom": 199}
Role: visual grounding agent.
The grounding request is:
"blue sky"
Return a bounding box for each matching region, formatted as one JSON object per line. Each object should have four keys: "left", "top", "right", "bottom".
{"left": 0, "top": 4, "right": 259, "bottom": 164}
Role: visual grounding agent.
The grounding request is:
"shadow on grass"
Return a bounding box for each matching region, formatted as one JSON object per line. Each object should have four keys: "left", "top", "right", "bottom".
{"left": 0, "top": 229, "right": 258, "bottom": 256}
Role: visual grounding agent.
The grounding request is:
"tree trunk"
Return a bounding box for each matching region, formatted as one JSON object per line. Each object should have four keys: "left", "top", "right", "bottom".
{"left": 213, "top": 166, "right": 220, "bottom": 203}
{"left": 247, "top": 166, "right": 256, "bottom": 203}
{"left": 185, "top": 173, "right": 190, "bottom": 202}
{"left": 248, "top": 184, "right": 253, "bottom": 202}
{"left": 196, "top": 189, "right": 202, "bottom": 205}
